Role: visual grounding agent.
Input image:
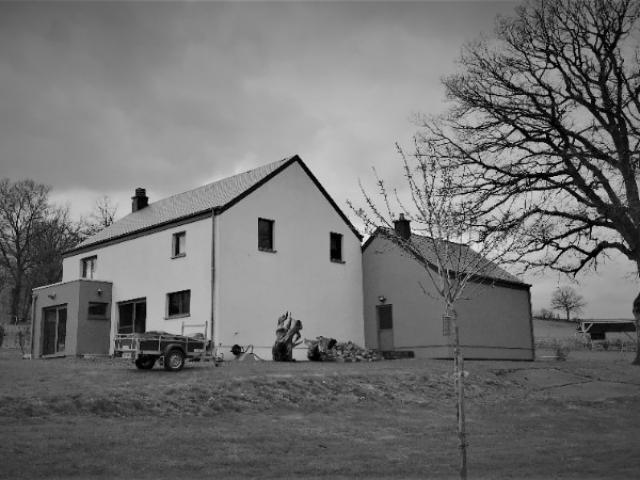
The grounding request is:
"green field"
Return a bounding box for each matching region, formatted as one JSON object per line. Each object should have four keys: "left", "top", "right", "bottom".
{"left": 1, "top": 348, "right": 640, "bottom": 479}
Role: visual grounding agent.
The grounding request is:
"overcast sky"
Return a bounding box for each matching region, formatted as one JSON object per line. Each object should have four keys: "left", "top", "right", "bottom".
{"left": 0, "top": 1, "right": 636, "bottom": 318}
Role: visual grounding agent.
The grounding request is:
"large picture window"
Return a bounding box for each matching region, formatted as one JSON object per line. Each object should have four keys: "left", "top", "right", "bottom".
{"left": 258, "top": 218, "right": 275, "bottom": 251}
{"left": 118, "top": 299, "right": 146, "bottom": 334}
{"left": 167, "top": 290, "right": 191, "bottom": 318}
{"left": 42, "top": 305, "right": 67, "bottom": 355}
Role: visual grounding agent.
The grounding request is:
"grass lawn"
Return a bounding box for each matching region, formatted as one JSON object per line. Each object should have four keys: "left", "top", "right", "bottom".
{"left": 1, "top": 348, "right": 640, "bottom": 479}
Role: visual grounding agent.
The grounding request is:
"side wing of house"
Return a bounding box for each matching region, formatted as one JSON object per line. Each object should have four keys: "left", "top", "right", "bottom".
{"left": 214, "top": 160, "right": 364, "bottom": 360}
{"left": 363, "top": 235, "right": 534, "bottom": 360}
{"left": 62, "top": 216, "right": 213, "bottom": 352}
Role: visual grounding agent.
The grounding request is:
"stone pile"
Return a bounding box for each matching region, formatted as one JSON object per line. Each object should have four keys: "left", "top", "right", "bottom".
{"left": 305, "top": 336, "right": 383, "bottom": 362}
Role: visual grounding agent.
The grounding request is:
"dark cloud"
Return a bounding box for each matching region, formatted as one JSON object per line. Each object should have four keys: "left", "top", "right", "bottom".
{"left": 2, "top": 1, "right": 634, "bottom": 316}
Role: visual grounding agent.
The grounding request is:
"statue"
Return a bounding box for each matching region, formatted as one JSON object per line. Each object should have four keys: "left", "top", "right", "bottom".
{"left": 272, "top": 311, "right": 303, "bottom": 361}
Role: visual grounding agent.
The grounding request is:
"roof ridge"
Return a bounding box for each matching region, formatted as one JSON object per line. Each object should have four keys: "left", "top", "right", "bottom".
{"left": 66, "top": 155, "right": 298, "bottom": 254}
{"left": 369, "top": 227, "right": 525, "bottom": 286}
{"left": 379, "top": 226, "right": 469, "bottom": 247}
{"left": 142, "top": 155, "right": 295, "bottom": 209}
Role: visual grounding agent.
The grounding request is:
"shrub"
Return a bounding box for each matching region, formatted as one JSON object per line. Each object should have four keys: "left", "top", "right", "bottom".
{"left": 553, "top": 340, "right": 570, "bottom": 361}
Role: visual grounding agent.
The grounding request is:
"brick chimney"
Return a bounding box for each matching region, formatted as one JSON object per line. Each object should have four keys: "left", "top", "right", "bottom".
{"left": 393, "top": 213, "right": 411, "bottom": 240}
{"left": 131, "top": 187, "right": 149, "bottom": 212}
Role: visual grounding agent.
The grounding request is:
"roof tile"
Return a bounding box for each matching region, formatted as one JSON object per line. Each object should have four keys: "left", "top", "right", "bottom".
{"left": 73, "top": 156, "right": 294, "bottom": 250}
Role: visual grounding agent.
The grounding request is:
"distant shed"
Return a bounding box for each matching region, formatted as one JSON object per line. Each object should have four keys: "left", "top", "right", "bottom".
{"left": 577, "top": 319, "right": 636, "bottom": 341}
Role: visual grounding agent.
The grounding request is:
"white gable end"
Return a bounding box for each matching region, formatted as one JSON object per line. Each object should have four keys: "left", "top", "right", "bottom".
{"left": 215, "top": 160, "right": 364, "bottom": 357}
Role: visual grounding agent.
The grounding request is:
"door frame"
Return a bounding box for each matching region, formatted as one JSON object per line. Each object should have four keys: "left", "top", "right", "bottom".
{"left": 117, "top": 298, "right": 147, "bottom": 334}
{"left": 376, "top": 303, "right": 394, "bottom": 351}
{"left": 41, "top": 304, "right": 68, "bottom": 356}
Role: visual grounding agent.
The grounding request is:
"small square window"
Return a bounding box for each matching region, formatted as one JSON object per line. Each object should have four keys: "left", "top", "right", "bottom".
{"left": 167, "top": 290, "right": 190, "bottom": 318}
{"left": 330, "top": 232, "right": 343, "bottom": 262}
{"left": 88, "top": 302, "right": 109, "bottom": 319}
{"left": 258, "top": 218, "right": 275, "bottom": 251}
{"left": 81, "top": 256, "right": 97, "bottom": 279}
{"left": 172, "top": 231, "right": 186, "bottom": 258}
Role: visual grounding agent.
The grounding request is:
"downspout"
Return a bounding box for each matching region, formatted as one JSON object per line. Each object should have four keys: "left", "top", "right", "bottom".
{"left": 29, "top": 293, "right": 37, "bottom": 359}
{"left": 210, "top": 208, "right": 217, "bottom": 353}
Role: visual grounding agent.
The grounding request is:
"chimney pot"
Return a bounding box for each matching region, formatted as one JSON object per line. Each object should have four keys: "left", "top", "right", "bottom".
{"left": 393, "top": 214, "right": 411, "bottom": 240}
{"left": 132, "top": 187, "right": 149, "bottom": 212}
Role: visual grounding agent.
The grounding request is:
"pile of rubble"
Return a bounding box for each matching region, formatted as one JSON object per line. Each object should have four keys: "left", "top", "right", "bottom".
{"left": 305, "top": 336, "right": 383, "bottom": 362}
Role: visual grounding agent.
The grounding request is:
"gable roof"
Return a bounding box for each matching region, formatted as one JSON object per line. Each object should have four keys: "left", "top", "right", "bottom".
{"left": 66, "top": 155, "right": 361, "bottom": 256}
{"left": 363, "top": 228, "right": 528, "bottom": 288}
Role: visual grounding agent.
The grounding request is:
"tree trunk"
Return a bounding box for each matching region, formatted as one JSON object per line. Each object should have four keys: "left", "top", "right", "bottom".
{"left": 633, "top": 291, "right": 640, "bottom": 365}
{"left": 565, "top": 308, "right": 570, "bottom": 322}
{"left": 450, "top": 311, "right": 467, "bottom": 480}
{"left": 10, "top": 275, "right": 23, "bottom": 321}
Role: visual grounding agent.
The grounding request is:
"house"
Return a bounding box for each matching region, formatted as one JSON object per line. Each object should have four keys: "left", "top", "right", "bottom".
{"left": 30, "top": 155, "right": 365, "bottom": 360}
{"left": 362, "top": 216, "right": 534, "bottom": 360}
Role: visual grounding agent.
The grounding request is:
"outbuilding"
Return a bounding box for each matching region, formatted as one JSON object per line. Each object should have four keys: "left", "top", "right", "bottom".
{"left": 362, "top": 217, "right": 534, "bottom": 360}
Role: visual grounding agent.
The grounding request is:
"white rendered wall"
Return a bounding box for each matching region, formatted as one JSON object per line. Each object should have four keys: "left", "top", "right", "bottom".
{"left": 215, "top": 161, "right": 364, "bottom": 360}
{"left": 363, "top": 235, "right": 534, "bottom": 360}
{"left": 62, "top": 218, "right": 212, "bottom": 351}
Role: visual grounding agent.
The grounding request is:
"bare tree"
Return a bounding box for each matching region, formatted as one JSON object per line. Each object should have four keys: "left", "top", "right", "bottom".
{"left": 0, "top": 179, "right": 50, "bottom": 320}
{"left": 350, "top": 145, "right": 528, "bottom": 480}
{"left": 81, "top": 195, "right": 118, "bottom": 238}
{"left": 0, "top": 179, "right": 82, "bottom": 321}
{"left": 415, "top": 0, "right": 640, "bottom": 364}
{"left": 30, "top": 207, "right": 83, "bottom": 285}
{"left": 551, "top": 286, "right": 586, "bottom": 322}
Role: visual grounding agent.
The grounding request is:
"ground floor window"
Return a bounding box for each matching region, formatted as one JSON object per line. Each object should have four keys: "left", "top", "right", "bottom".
{"left": 167, "top": 290, "right": 191, "bottom": 318}
{"left": 42, "top": 305, "right": 67, "bottom": 355}
{"left": 88, "top": 302, "right": 110, "bottom": 319}
{"left": 118, "top": 299, "right": 146, "bottom": 334}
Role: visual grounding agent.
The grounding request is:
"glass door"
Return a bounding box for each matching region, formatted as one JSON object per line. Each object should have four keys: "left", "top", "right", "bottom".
{"left": 117, "top": 299, "right": 146, "bottom": 334}
{"left": 42, "top": 305, "right": 67, "bottom": 355}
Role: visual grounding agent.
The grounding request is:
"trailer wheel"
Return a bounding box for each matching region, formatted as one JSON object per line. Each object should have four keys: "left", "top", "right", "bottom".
{"left": 135, "top": 355, "right": 156, "bottom": 370}
{"left": 163, "top": 349, "right": 185, "bottom": 372}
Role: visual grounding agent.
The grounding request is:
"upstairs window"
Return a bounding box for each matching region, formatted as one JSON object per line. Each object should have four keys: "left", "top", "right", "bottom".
{"left": 330, "top": 232, "right": 343, "bottom": 262}
{"left": 258, "top": 218, "right": 275, "bottom": 252}
{"left": 81, "top": 256, "right": 97, "bottom": 279}
{"left": 167, "top": 290, "right": 190, "bottom": 318}
{"left": 172, "top": 231, "right": 186, "bottom": 258}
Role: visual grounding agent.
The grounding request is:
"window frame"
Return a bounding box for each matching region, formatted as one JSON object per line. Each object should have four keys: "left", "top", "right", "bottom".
{"left": 172, "top": 231, "right": 186, "bottom": 258}
{"left": 117, "top": 298, "right": 146, "bottom": 334}
{"left": 330, "top": 232, "right": 344, "bottom": 263}
{"left": 166, "top": 290, "right": 191, "bottom": 319}
{"left": 81, "top": 255, "right": 97, "bottom": 279}
{"left": 87, "top": 302, "right": 110, "bottom": 320}
{"left": 258, "top": 218, "right": 276, "bottom": 253}
{"left": 42, "top": 304, "right": 67, "bottom": 356}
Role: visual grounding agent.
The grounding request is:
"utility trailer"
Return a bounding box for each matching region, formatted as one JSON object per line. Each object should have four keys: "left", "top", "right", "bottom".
{"left": 113, "top": 322, "right": 220, "bottom": 371}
